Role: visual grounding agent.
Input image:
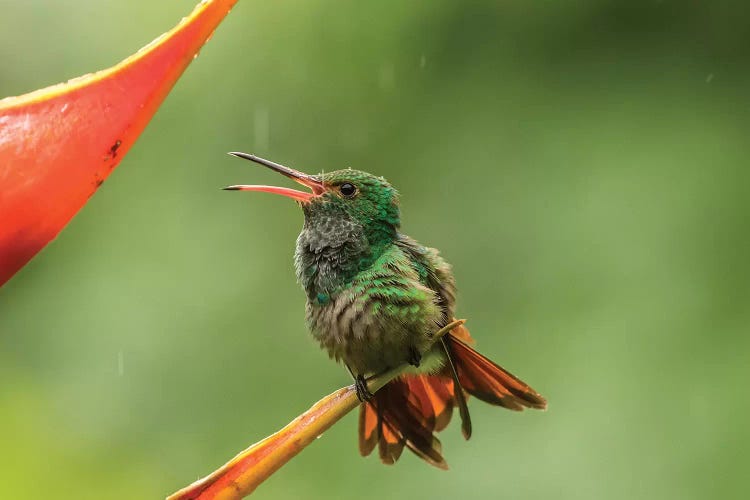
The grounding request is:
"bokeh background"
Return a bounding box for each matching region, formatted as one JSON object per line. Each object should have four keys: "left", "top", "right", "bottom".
{"left": 1, "top": 1, "right": 748, "bottom": 499}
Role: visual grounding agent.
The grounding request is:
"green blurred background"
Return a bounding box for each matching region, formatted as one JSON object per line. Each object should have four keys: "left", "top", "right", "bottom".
{"left": 2, "top": 1, "right": 748, "bottom": 498}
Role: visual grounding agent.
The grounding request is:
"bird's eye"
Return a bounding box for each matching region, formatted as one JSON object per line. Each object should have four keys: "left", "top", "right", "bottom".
{"left": 339, "top": 183, "right": 357, "bottom": 197}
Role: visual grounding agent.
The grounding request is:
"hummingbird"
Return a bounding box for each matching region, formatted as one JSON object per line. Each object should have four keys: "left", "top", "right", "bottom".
{"left": 224, "top": 152, "right": 546, "bottom": 469}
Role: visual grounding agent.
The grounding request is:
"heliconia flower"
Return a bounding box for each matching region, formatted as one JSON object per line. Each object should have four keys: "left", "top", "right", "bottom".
{"left": 168, "top": 320, "right": 466, "bottom": 500}
{"left": 0, "top": 0, "right": 238, "bottom": 286}
{"left": 168, "top": 369, "right": 401, "bottom": 500}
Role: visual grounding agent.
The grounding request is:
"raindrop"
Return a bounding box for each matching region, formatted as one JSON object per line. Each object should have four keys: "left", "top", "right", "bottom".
{"left": 117, "top": 350, "right": 124, "bottom": 376}
{"left": 706, "top": 73, "right": 714, "bottom": 83}
{"left": 420, "top": 55, "right": 426, "bottom": 69}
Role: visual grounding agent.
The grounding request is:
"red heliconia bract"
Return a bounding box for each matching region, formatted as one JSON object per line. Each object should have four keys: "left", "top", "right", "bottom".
{"left": 0, "top": 0, "right": 238, "bottom": 286}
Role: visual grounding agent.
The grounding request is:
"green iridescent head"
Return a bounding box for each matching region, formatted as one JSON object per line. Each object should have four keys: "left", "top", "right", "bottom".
{"left": 224, "top": 152, "right": 401, "bottom": 238}
{"left": 306, "top": 169, "right": 400, "bottom": 230}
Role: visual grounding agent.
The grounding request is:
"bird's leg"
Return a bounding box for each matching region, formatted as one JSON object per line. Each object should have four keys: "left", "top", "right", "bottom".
{"left": 346, "top": 364, "right": 374, "bottom": 402}
{"left": 354, "top": 375, "right": 373, "bottom": 402}
{"left": 407, "top": 346, "right": 422, "bottom": 367}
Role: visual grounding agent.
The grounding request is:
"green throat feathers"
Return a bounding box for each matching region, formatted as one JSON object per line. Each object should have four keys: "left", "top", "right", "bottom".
{"left": 294, "top": 170, "right": 401, "bottom": 304}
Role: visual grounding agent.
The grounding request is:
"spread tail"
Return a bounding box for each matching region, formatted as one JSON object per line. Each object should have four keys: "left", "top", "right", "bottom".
{"left": 358, "top": 327, "right": 546, "bottom": 469}
{"left": 445, "top": 332, "right": 547, "bottom": 411}
{"left": 359, "top": 374, "right": 453, "bottom": 469}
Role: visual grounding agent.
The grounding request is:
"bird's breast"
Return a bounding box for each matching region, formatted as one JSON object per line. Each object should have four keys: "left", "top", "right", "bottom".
{"left": 305, "top": 289, "right": 435, "bottom": 375}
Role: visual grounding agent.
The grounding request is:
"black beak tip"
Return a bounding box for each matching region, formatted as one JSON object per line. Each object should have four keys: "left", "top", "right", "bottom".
{"left": 222, "top": 186, "right": 240, "bottom": 191}
{"left": 227, "top": 151, "right": 254, "bottom": 160}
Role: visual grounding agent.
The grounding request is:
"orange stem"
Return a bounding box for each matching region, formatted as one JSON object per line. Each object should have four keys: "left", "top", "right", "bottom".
{"left": 168, "top": 378, "right": 383, "bottom": 500}
{"left": 168, "top": 320, "right": 466, "bottom": 500}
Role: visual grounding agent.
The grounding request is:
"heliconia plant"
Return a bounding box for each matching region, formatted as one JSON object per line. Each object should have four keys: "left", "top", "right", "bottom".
{"left": 168, "top": 369, "right": 399, "bottom": 500}
{"left": 167, "top": 319, "right": 467, "bottom": 500}
{"left": 0, "top": 0, "right": 238, "bottom": 286}
{"left": 0, "top": 2, "right": 439, "bottom": 499}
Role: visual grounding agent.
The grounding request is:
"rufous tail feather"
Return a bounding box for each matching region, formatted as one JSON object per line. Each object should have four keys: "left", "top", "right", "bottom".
{"left": 358, "top": 324, "right": 546, "bottom": 468}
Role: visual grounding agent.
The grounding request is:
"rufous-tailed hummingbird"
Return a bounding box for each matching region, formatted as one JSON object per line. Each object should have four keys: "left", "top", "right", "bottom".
{"left": 224, "top": 152, "right": 546, "bottom": 468}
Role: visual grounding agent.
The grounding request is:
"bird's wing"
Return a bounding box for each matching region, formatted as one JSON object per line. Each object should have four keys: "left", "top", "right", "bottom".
{"left": 395, "top": 234, "right": 457, "bottom": 322}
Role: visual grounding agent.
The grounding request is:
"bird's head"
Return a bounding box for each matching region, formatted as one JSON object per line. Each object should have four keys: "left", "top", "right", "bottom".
{"left": 224, "top": 152, "right": 401, "bottom": 243}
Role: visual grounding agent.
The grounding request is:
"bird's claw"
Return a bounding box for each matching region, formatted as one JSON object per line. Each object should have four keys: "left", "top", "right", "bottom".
{"left": 355, "top": 374, "right": 373, "bottom": 402}
{"left": 407, "top": 346, "right": 422, "bottom": 367}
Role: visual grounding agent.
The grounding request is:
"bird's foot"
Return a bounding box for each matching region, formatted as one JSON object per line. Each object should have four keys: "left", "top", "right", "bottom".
{"left": 355, "top": 374, "right": 373, "bottom": 402}
{"left": 407, "top": 346, "right": 422, "bottom": 367}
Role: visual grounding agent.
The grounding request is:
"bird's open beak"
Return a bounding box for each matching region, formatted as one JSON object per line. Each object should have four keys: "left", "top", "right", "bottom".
{"left": 223, "top": 152, "right": 324, "bottom": 203}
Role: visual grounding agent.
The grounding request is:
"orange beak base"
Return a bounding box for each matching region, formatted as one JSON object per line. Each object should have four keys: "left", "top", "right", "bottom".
{"left": 223, "top": 152, "right": 324, "bottom": 202}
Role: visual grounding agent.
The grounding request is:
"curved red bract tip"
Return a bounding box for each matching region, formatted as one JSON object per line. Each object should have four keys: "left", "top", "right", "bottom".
{"left": 0, "top": 0, "right": 239, "bottom": 287}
